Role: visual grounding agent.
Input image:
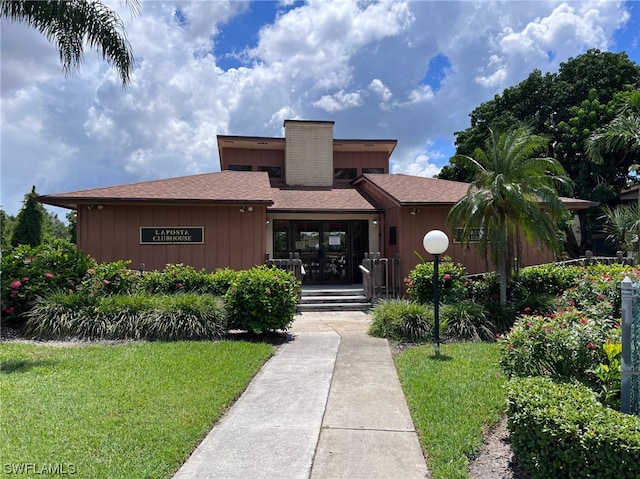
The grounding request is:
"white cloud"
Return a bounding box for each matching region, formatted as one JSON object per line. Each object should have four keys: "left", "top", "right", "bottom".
{"left": 1, "top": 0, "right": 635, "bottom": 217}
{"left": 313, "top": 90, "right": 364, "bottom": 112}
{"left": 394, "top": 152, "right": 442, "bottom": 178}
{"left": 474, "top": 1, "right": 629, "bottom": 89}
{"left": 369, "top": 78, "right": 393, "bottom": 102}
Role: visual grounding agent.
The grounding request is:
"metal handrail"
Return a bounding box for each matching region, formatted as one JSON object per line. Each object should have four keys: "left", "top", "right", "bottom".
{"left": 361, "top": 253, "right": 401, "bottom": 302}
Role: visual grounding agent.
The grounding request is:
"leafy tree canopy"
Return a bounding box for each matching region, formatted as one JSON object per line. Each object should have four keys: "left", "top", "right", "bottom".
{"left": 439, "top": 49, "right": 640, "bottom": 255}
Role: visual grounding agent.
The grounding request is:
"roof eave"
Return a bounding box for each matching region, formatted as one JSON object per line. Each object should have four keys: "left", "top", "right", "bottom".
{"left": 37, "top": 196, "right": 274, "bottom": 208}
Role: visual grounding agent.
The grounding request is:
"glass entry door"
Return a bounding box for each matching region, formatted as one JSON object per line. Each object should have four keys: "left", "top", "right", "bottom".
{"left": 292, "top": 221, "right": 348, "bottom": 284}
{"left": 273, "top": 219, "right": 369, "bottom": 285}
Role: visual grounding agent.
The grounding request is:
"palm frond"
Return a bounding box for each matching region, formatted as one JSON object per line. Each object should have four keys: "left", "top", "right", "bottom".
{"left": 1, "top": 0, "right": 136, "bottom": 86}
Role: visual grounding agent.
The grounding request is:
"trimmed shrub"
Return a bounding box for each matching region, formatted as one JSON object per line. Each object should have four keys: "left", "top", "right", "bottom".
{"left": 1, "top": 240, "right": 94, "bottom": 326}
{"left": 137, "top": 263, "right": 211, "bottom": 294}
{"left": 406, "top": 256, "right": 467, "bottom": 304}
{"left": 462, "top": 272, "right": 501, "bottom": 303}
{"left": 441, "top": 302, "right": 494, "bottom": 341}
{"left": 205, "top": 268, "right": 239, "bottom": 296}
{"left": 513, "top": 263, "right": 583, "bottom": 298}
{"left": 225, "top": 265, "right": 300, "bottom": 333}
{"left": 369, "top": 299, "right": 433, "bottom": 342}
{"left": 137, "top": 264, "right": 239, "bottom": 296}
{"left": 507, "top": 376, "right": 640, "bottom": 479}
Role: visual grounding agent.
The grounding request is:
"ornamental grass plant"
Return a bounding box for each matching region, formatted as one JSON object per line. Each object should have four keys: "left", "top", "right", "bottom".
{"left": 369, "top": 299, "right": 433, "bottom": 342}
{"left": 24, "top": 292, "right": 228, "bottom": 341}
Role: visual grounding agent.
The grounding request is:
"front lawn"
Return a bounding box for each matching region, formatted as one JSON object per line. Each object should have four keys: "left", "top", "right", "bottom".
{"left": 395, "top": 342, "right": 505, "bottom": 479}
{"left": 0, "top": 341, "right": 274, "bottom": 478}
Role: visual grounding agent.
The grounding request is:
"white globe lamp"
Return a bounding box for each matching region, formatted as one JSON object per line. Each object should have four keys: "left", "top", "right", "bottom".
{"left": 423, "top": 230, "right": 449, "bottom": 355}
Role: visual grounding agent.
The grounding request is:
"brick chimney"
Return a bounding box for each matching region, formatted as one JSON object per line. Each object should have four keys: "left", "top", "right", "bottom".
{"left": 284, "top": 120, "right": 334, "bottom": 186}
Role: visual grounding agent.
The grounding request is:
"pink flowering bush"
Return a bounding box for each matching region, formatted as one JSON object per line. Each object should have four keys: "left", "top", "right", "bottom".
{"left": 499, "top": 308, "right": 618, "bottom": 387}
{"left": 1, "top": 240, "right": 94, "bottom": 326}
{"left": 497, "top": 263, "right": 640, "bottom": 411}
{"left": 407, "top": 256, "right": 467, "bottom": 304}
{"left": 76, "top": 260, "right": 139, "bottom": 297}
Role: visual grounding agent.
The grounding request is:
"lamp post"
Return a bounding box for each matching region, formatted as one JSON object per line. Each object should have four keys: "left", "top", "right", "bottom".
{"left": 423, "top": 230, "right": 449, "bottom": 356}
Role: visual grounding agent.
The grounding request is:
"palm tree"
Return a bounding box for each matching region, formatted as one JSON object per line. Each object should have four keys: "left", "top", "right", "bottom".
{"left": 448, "top": 126, "right": 573, "bottom": 305}
{"left": 1, "top": 0, "right": 138, "bottom": 86}
{"left": 599, "top": 204, "right": 640, "bottom": 257}
{"left": 586, "top": 90, "right": 640, "bottom": 165}
{"left": 587, "top": 90, "right": 640, "bottom": 258}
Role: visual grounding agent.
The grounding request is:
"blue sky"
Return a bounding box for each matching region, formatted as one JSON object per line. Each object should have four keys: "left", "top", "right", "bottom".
{"left": 2, "top": 0, "right": 640, "bottom": 218}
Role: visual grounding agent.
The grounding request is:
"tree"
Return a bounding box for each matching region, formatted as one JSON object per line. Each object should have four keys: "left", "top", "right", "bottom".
{"left": 11, "top": 186, "right": 46, "bottom": 247}
{"left": 66, "top": 211, "right": 77, "bottom": 244}
{"left": 44, "top": 211, "right": 70, "bottom": 242}
{"left": 0, "top": 0, "right": 138, "bottom": 87}
{"left": 441, "top": 50, "right": 640, "bottom": 255}
{"left": 598, "top": 204, "right": 640, "bottom": 257}
{"left": 588, "top": 89, "right": 640, "bottom": 259}
{"left": 1, "top": 209, "right": 16, "bottom": 250}
{"left": 587, "top": 89, "right": 640, "bottom": 170}
{"left": 448, "top": 126, "right": 573, "bottom": 306}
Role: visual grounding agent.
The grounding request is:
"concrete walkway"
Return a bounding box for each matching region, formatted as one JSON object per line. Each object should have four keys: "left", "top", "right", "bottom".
{"left": 173, "top": 311, "right": 429, "bottom": 479}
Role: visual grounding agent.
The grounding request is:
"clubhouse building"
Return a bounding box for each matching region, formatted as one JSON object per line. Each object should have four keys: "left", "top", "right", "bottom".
{"left": 38, "top": 120, "right": 596, "bottom": 286}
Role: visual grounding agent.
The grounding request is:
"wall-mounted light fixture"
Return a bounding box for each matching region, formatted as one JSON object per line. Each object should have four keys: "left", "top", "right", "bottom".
{"left": 97, "top": 205, "right": 104, "bottom": 210}
{"left": 247, "top": 206, "right": 253, "bottom": 212}
{"left": 239, "top": 207, "right": 245, "bottom": 213}
{"left": 410, "top": 208, "right": 421, "bottom": 216}
{"left": 372, "top": 220, "right": 378, "bottom": 227}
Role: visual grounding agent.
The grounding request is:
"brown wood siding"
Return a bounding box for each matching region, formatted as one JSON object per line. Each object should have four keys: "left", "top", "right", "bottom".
{"left": 220, "top": 148, "right": 285, "bottom": 172}
{"left": 397, "top": 206, "right": 556, "bottom": 284}
{"left": 76, "top": 204, "right": 266, "bottom": 272}
{"left": 333, "top": 151, "right": 389, "bottom": 179}
{"left": 356, "top": 180, "right": 399, "bottom": 258}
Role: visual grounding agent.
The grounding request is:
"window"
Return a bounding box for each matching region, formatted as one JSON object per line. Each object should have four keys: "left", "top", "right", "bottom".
{"left": 258, "top": 166, "right": 282, "bottom": 178}
{"left": 228, "top": 165, "right": 252, "bottom": 171}
{"left": 362, "top": 167, "right": 384, "bottom": 174}
{"left": 334, "top": 168, "right": 357, "bottom": 180}
{"left": 453, "top": 227, "right": 483, "bottom": 243}
{"left": 273, "top": 220, "right": 290, "bottom": 257}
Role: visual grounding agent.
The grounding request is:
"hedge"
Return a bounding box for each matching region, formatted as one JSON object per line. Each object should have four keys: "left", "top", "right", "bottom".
{"left": 507, "top": 376, "right": 640, "bottom": 479}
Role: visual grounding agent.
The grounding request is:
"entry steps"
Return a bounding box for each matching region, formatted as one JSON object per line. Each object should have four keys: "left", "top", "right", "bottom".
{"left": 297, "top": 286, "right": 372, "bottom": 312}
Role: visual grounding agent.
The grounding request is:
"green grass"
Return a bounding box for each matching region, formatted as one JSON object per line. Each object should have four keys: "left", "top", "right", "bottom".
{"left": 395, "top": 342, "right": 506, "bottom": 479}
{"left": 0, "top": 341, "right": 274, "bottom": 478}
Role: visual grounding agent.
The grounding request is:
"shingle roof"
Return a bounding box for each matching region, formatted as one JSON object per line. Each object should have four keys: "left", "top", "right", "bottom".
{"left": 558, "top": 197, "right": 599, "bottom": 210}
{"left": 37, "top": 170, "right": 274, "bottom": 208}
{"left": 270, "top": 186, "right": 377, "bottom": 212}
{"left": 357, "top": 173, "right": 598, "bottom": 210}
{"left": 37, "top": 170, "right": 597, "bottom": 212}
{"left": 357, "top": 173, "right": 471, "bottom": 205}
